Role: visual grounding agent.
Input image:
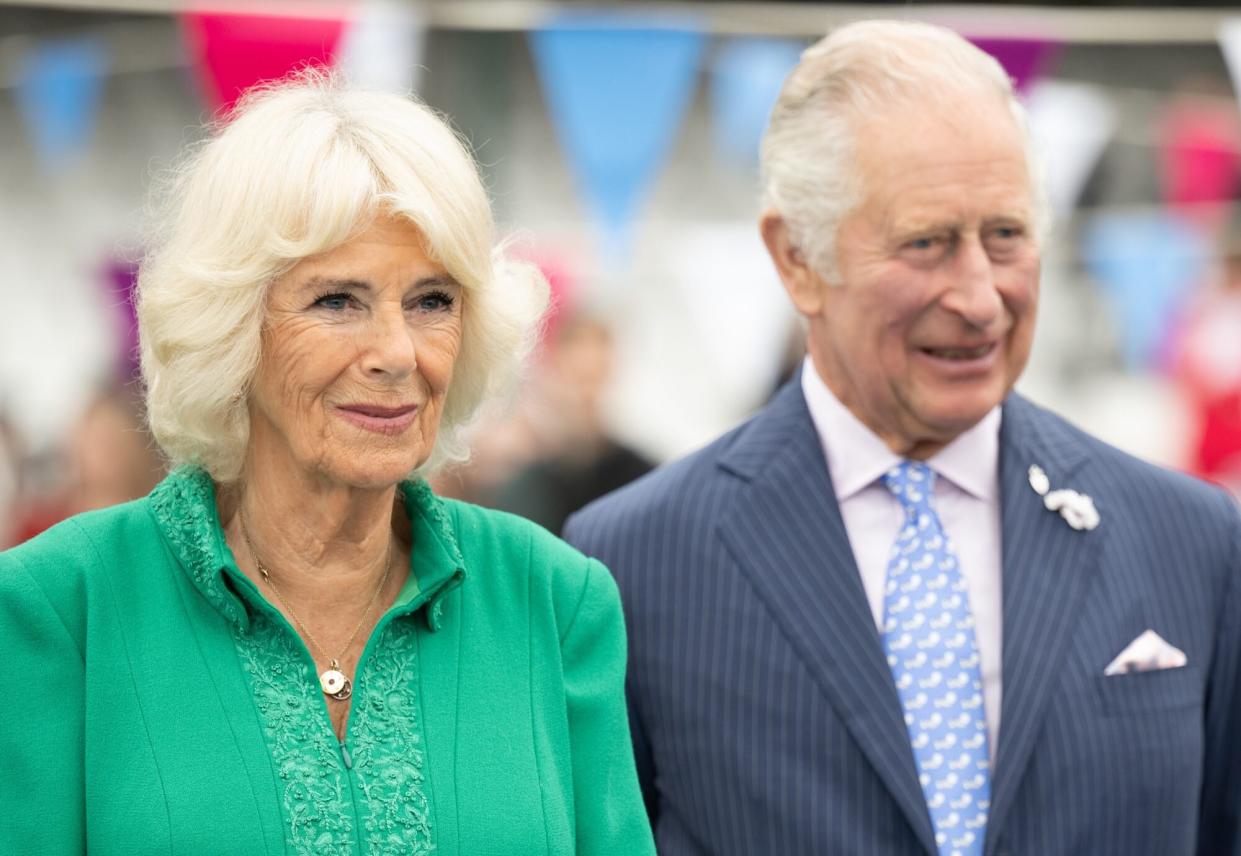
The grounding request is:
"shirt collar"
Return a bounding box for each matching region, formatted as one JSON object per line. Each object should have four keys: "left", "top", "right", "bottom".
{"left": 800, "top": 355, "right": 1001, "bottom": 502}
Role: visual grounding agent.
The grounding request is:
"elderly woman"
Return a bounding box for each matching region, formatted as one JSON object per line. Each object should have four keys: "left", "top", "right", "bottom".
{"left": 0, "top": 74, "right": 655, "bottom": 856}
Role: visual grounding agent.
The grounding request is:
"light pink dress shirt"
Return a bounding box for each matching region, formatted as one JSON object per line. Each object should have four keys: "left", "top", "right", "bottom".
{"left": 800, "top": 357, "right": 1004, "bottom": 757}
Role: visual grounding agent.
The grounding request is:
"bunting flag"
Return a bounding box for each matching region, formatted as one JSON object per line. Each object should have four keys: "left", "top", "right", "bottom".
{"left": 1024, "top": 80, "right": 1117, "bottom": 217}
{"left": 336, "top": 0, "right": 426, "bottom": 93}
{"left": 1157, "top": 93, "right": 1241, "bottom": 232}
{"left": 530, "top": 12, "right": 706, "bottom": 261}
{"left": 969, "top": 37, "right": 1061, "bottom": 94}
{"left": 15, "top": 37, "right": 108, "bottom": 170}
{"left": 1082, "top": 212, "right": 1210, "bottom": 372}
{"left": 182, "top": 6, "right": 349, "bottom": 112}
{"left": 709, "top": 37, "right": 803, "bottom": 167}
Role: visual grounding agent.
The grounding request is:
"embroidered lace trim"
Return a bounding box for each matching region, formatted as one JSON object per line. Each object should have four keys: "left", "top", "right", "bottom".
{"left": 349, "top": 619, "right": 434, "bottom": 854}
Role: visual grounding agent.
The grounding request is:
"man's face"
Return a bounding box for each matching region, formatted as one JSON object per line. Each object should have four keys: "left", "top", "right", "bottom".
{"left": 806, "top": 101, "right": 1040, "bottom": 458}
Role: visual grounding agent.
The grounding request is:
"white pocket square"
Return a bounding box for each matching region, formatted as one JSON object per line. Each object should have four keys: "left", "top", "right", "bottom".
{"left": 1103, "top": 629, "right": 1188, "bottom": 676}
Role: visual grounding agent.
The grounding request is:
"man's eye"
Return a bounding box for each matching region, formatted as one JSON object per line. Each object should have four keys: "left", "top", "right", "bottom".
{"left": 904, "top": 236, "right": 943, "bottom": 254}
{"left": 985, "top": 227, "right": 1027, "bottom": 257}
{"left": 313, "top": 292, "right": 353, "bottom": 311}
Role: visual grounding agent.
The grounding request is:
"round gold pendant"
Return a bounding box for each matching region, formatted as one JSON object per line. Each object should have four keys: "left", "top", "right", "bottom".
{"left": 320, "top": 668, "right": 350, "bottom": 699}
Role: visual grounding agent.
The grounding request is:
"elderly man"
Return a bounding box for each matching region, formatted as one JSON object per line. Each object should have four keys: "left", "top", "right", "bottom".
{"left": 564, "top": 19, "right": 1241, "bottom": 856}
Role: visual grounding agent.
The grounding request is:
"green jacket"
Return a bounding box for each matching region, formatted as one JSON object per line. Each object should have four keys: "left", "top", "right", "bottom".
{"left": 0, "top": 467, "right": 655, "bottom": 856}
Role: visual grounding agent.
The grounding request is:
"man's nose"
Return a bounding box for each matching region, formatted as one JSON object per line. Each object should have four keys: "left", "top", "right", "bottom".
{"left": 360, "top": 308, "right": 417, "bottom": 379}
{"left": 941, "top": 237, "right": 1003, "bottom": 328}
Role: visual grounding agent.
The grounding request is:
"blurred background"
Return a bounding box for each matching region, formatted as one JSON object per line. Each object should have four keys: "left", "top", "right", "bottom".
{"left": 3, "top": 0, "right": 1241, "bottom": 546}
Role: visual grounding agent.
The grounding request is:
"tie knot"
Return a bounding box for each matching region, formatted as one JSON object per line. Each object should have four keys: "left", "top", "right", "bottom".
{"left": 882, "top": 460, "right": 936, "bottom": 509}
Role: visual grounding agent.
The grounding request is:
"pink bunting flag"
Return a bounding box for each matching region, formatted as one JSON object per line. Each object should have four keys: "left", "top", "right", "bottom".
{"left": 182, "top": 5, "right": 351, "bottom": 112}
{"left": 1158, "top": 95, "right": 1241, "bottom": 232}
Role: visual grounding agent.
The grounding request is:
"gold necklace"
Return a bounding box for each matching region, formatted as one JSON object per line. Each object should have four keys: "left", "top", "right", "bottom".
{"left": 239, "top": 513, "right": 393, "bottom": 701}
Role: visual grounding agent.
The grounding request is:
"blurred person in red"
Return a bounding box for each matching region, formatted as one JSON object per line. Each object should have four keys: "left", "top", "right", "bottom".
{"left": 1175, "top": 215, "right": 1241, "bottom": 496}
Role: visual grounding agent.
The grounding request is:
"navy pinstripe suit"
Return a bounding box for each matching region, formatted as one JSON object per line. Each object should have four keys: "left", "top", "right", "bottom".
{"left": 564, "top": 380, "right": 1241, "bottom": 855}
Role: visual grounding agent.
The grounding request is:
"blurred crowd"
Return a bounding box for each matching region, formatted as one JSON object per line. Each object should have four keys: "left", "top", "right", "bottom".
{"left": 2, "top": 384, "right": 163, "bottom": 547}
{"left": 433, "top": 311, "right": 654, "bottom": 533}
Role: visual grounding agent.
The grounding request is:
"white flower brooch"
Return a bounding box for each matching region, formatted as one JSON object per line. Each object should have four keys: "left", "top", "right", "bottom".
{"left": 1028, "top": 465, "right": 1100, "bottom": 531}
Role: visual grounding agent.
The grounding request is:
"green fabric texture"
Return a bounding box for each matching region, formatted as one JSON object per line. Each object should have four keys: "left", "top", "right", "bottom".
{"left": 0, "top": 466, "right": 655, "bottom": 856}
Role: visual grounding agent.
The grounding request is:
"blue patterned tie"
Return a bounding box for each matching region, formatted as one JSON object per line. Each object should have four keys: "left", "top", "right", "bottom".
{"left": 881, "top": 461, "right": 991, "bottom": 856}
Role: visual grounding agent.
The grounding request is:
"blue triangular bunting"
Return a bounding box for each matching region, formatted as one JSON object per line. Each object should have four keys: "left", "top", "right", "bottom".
{"left": 531, "top": 13, "right": 706, "bottom": 260}
{"left": 1083, "top": 211, "right": 1209, "bottom": 371}
{"left": 15, "top": 37, "right": 108, "bottom": 169}
{"left": 709, "top": 37, "right": 803, "bottom": 166}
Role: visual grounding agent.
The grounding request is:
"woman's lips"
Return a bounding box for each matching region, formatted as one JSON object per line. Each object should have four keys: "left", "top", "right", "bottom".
{"left": 336, "top": 404, "right": 419, "bottom": 435}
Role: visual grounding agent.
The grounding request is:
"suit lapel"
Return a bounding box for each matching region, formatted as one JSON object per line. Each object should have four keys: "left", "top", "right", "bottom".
{"left": 716, "top": 382, "right": 938, "bottom": 855}
{"left": 985, "top": 395, "right": 1103, "bottom": 852}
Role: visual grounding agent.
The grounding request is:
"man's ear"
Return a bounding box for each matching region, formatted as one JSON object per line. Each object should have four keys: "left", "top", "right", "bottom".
{"left": 760, "top": 210, "right": 827, "bottom": 317}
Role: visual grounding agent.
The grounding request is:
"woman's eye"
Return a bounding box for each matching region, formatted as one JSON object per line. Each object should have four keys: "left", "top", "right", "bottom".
{"left": 412, "top": 290, "right": 455, "bottom": 313}
{"left": 313, "top": 292, "right": 354, "bottom": 311}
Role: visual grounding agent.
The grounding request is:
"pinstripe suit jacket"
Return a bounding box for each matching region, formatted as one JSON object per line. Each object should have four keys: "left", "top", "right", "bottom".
{"left": 564, "top": 380, "right": 1241, "bottom": 856}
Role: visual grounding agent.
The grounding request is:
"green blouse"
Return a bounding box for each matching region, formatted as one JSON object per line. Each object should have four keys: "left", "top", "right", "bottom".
{"left": 0, "top": 467, "right": 655, "bottom": 856}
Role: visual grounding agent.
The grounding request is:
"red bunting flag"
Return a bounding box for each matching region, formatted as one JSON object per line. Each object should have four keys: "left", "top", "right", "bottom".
{"left": 182, "top": 5, "right": 351, "bottom": 112}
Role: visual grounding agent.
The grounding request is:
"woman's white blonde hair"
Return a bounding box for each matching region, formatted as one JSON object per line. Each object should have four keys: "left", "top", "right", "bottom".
{"left": 760, "top": 19, "right": 1049, "bottom": 281}
{"left": 137, "top": 69, "right": 548, "bottom": 482}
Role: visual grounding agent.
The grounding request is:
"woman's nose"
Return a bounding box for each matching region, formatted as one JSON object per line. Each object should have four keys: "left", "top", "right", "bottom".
{"left": 360, "top": 308, "right": 417, "bottom": 379}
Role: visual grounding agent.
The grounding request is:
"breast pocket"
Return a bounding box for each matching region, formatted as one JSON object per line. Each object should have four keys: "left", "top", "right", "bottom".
{"left": 1095, "top": 665, "right": 1203, "bottom": 716}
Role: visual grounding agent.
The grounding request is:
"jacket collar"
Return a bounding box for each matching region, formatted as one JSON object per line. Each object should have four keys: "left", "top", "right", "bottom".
{"left": 147, "top": 466, "right": 465, "bottom": 633}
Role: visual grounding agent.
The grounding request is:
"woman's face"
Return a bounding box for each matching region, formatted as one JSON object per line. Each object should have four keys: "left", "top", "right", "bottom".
{"left": 247, "top": 215, "right": 464, "bottom": 490}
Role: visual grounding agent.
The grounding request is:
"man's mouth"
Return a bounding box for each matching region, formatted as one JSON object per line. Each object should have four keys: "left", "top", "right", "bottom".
{"left": 922, "top": 343, "right": 996, "bottom": 360}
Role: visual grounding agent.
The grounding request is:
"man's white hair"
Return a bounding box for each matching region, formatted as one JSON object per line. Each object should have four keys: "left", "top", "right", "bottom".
{"left": 137, "top": 69, "right": 548, "bottom": 482}
{"left": 760, "top": 19, "right": 1049, "bottom": 281}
